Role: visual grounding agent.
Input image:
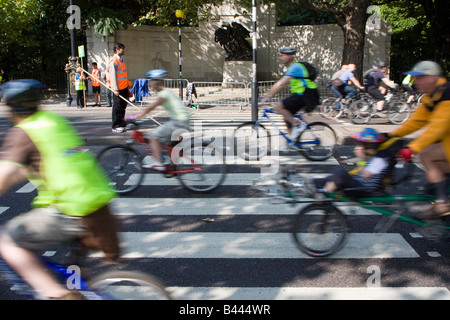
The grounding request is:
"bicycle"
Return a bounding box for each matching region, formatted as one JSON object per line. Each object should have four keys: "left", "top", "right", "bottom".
{"left": 0, "top": 239, "right": 172, "bottom": 300}
{"left": 233, "top": 106, "right": 338, "bottom": 161}
{"left": 252, "top": 140, "right": 450, "bottom": 257}
{"left": 349, "top": 89, "right": 412, "bottom": 125}
{"left": 97, "top": 121, "right": 227, "bottom": 194}
{"left": 319, "top": 90, "right": 369, "bottom": 120}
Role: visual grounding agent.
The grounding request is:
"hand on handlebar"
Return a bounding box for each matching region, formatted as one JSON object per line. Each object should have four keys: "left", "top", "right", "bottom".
{"left": 397, "top": 147, "right": 413, "bottom": 163}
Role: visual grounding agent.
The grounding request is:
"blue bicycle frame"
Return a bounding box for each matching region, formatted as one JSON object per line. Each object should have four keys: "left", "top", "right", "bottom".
{"left": 259, "top": 108, "right": 320, "bottom": 147}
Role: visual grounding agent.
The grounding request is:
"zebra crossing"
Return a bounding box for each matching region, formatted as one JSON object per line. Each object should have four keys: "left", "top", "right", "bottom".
{"left": 1, "top": 107, "right": 450, "bottom": 300}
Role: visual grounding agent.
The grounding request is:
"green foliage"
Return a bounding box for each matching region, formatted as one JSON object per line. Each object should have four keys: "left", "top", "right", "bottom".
{"left": 0, "top": 0, "right": 40, "bottom": 47}
{"left": 87, "top": 8, "right": 129, "bottom": 39}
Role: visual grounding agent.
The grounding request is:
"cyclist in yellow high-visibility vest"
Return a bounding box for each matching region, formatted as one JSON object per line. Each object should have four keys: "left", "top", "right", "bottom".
{"left": 0, "top": 80, "right": 120, "bottom": 299}
{"left": 74, "top": 67, "right": 86, "bottom": 109}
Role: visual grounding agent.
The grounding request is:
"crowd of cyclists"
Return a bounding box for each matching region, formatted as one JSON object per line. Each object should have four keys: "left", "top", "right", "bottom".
{"left": 0, "top": 44, "right": 448, "bottom": 299}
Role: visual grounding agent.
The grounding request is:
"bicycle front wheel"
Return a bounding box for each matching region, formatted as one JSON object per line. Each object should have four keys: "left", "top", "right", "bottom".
{"left": 292, "top": 203, "right": 348, "bottom": 257}
{"left": 349, "top": 97, "right": 373, "bottom": 124}
{"left": 233, "top": 122, "right": 271, "bottom": 161}
{"left": 86, "top": 270, "right": 172, "bottom": 300}
{"left": 297, "top": 122, "right": 337, "bottom": 161}
{"left": 387, "top": 100, "right": 411, "bottom": 124}
{"left": 174, "top": 141, "right": 226, "bottom": 193}
{"left": 97, "top": 145, "right": 144, "bottom": 194}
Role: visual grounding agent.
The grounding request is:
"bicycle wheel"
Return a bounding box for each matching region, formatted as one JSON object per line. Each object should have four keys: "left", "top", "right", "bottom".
{"left": 296, "top": 122, "right": 337, "bottom": 161}
{"left": 86, "top": 270, "right": 172, "bottom": 300}
{"left": 387, "top": 100, "right": 411, "bottom": 124}
{"left": 349, "top": 97, "right": 373, "bottom": 124}
{"left": 174, "top": 141, "right": 226, "bottom": 193}
{"left": 233, "top": 122, "right": 271, "bottom": 161}
{"left": 292, "top": 203, "right": 348, "bottom": 257}
{"left": 97, "top": 145, "right": 144, "bottom": 194}
{"left": 320, "top": 97, "right": 343, "bottom": 119}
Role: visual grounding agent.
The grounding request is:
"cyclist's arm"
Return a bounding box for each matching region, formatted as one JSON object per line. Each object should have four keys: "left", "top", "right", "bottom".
{"left": 0, "top": 161, "right": 28, "bottom": 197}
{"left": 407, "top": 100, "right": 450, "bottom": 153}
{"left": 135, "top": 97, "right": 165, "bottom": 120}
{"left": 381, "top": 77, "right": 397, "bottom": 89}
{"left": 260, "top": 76, "right": 291, "bottom": 104}
{"left": 350, "top": 77, "right": 364, "bottom": 90}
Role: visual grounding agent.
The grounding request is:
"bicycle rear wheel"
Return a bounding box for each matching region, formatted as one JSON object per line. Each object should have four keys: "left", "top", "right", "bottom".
{"left": 174, "top": 141, "right": 226, "bottom": 193}
{"left": 319, "top": 97, "right": 343, "bottom": 119}
{"left": 387, "top": 100, "right": 411, "bottom": 124}
{"left": 96, "top": 145, "right": 144, "bottom": 194}
{"left": 233, "top": 122, "right": 271, "bottom": 161}
{"left": 86, "top": 270, "right": 172, "bottom": 300}
{"left": 292, "top": 203, "right": 348, "bottom": 257}
{"left": 297, "top": 122, "right": 337, "bottom": 161}
{"left": 349, "top": 97, "right": 373, "bottom": 124}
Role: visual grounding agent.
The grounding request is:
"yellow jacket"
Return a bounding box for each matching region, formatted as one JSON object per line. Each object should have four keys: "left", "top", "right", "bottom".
{"left": 389, "top": 78, "right": 450, "bottom": 161}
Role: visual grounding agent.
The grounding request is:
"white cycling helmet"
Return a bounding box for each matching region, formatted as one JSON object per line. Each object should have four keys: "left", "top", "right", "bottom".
{"left": 145, "top": 69, "right": 168, "bottom": 80}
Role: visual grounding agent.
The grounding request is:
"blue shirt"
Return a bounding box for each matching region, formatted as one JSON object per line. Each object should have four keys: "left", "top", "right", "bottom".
{"left": 338, "top": 70, "right": 355, "bottom": 83}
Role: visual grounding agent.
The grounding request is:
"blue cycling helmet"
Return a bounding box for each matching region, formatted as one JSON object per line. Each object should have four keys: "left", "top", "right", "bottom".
{"left": 145, "top": 69, "right": 168, "bottom": 80}
{"left": 1, "top": 80, "right": 47, "bottom": 114}
{"left": 352, "top": 128, "right": 386, "bottom": 144}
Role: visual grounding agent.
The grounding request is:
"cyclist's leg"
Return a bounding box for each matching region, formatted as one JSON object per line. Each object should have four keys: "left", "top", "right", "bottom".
{"left": 420, "top": 143, "right": 450, "bottom": 217}
{"left": 0, "top": 207, "right": 84, "bottom": 299}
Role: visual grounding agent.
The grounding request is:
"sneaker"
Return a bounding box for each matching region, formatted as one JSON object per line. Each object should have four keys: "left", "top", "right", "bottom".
{"left": 142, "top": 160, "right": 166, "bottom": 171}
{"left": 290, "top": 123, "right": 306, "bottom": 141}
{"left": 422, "top": 202, "right": 450, "bottom": 220}
{"left": 112, "top": 127, "right": 126, "bottom": 133}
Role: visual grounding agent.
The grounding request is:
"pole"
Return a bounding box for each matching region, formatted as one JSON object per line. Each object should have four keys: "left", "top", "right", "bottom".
{"left": 251, "top": 0, "right": 258, "bottom": 121}
{"left": 178, "top": 18, "right": 183, "bottom": 100}
{"left": 66, "top": 0, "right": 77, "bottom": 106}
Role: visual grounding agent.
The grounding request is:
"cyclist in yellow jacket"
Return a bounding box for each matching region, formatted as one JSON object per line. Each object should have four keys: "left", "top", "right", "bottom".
{"left": 388, "top": 61, "right": 450, "bottom": 219}
{"left": 0, "top": 80, "right": 120, "bottom": 299}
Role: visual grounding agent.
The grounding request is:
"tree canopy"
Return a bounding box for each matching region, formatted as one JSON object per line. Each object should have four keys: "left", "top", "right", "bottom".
{"left": 0, "top": 0, "right": 448, "bottom": 88}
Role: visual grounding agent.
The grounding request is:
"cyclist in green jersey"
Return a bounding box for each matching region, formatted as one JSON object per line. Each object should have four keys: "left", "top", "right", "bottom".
{"left": 260, "top": 47, "right": 319, "bottom": 143}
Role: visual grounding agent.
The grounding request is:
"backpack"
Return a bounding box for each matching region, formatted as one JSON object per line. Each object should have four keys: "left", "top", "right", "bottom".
{"left": 298, "top": 62, "right": 317, "bottom": 81}
{"left": 363, "top": 68, "right": 377, "bottom": 84}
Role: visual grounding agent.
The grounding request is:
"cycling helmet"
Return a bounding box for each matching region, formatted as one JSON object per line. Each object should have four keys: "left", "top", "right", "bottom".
{"left": 145, "top": 69, "right": 168, "bottom": 80}
{"left": 352, "top": 128, "right": 387, "bottom": 145}
{"left": 0, "top": 80, "right": 46, "bottom": 114}
{"left": 279, "top": 47, "right": 297, "bottom": 55}
{"left": 378, "top": 61, "right": 389, "bottom": 69}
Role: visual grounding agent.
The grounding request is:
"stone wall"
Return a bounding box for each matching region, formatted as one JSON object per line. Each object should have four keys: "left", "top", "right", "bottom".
{"left": 86, "top": 2, "right": 391, "bottom": 84}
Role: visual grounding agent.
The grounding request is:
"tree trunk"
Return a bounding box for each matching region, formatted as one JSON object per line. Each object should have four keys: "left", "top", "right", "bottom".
{"left": 288, "top": 0, "right": 373, "bottom": 80}
{"left": 336, "top": 3, "right": 371, "bottom": 79}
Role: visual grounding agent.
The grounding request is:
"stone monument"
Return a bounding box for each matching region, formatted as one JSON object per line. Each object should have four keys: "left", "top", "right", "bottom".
{"left": 215, "top": 22, "right": 253, "bottom": 83}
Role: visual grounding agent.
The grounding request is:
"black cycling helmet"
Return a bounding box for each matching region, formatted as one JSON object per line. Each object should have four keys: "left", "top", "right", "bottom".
{"left": 279, "top": 47, "right": 297, "bottom": 55}
{"left": 378, "top": 61, "right": 389, "bottom": 69}
{"left": 1, "top": 80, "right": 46, "bottom": 114}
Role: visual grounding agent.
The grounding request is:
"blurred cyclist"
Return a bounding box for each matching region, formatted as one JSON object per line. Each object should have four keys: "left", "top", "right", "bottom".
{"left": 259, "top": 47, "right": 319, "bottom": 142}
{"left": 0, "top": 80, "right": 120, "bottom": 299}
{"left": 131, "top": 69, "right": 190, "bottom": 171}
{"left": 387, "top": 61, "right": 450, "bottom": 219}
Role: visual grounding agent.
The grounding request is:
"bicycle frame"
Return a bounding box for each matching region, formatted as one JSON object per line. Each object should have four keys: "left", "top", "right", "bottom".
{"left": 129, "top": 129, "right": 203, "bottom": 175}
{"left": 0, "top": 256, "right": 96, "bottom": 300}
{"left": 258, "top": 108, "right": 321, "bottom": 146}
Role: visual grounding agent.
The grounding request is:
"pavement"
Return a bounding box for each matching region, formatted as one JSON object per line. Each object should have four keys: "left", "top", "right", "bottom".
{"left": 0, "top": 97, "right": 420, "bottom": 147}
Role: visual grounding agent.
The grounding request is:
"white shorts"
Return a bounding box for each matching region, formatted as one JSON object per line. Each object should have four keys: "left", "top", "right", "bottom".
{"left": 148, "top": 120, "right": 190, "bottom": 144}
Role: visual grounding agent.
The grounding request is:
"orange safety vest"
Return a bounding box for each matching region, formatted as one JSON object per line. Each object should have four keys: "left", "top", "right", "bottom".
{"left": 111, "top": 55, "right": 129, "bottom": 90}
{"left": 91, "top": 69, "right": 101, "bottom": 87}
